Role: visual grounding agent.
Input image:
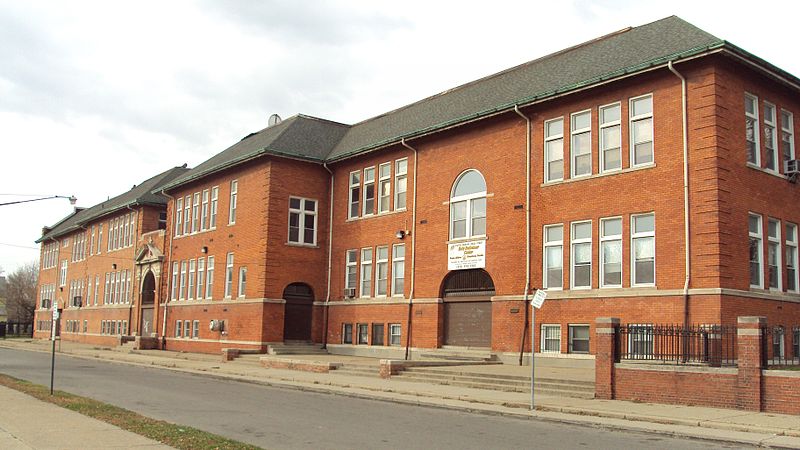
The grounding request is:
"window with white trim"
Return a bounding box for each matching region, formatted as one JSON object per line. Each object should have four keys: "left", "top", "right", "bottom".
{"left": 229, "top": 180, "right": 238, "bottom": 225}
{"left": 600, "top": 217, "right": 622, "bottom": 288}
{"left": 206, "top": 256, "right": 215, "bottom": 299}
{"left": 544, "top": 118, "right": 564, "bottom": 182}
{"left": 210, "top": 186, "right": 219, "bottom": 228}
{"left": 348, "top": 171, "right": 360, "bottom": 219}
{"left": 357, "top": 323, "right": 369, "bottom": 345}
{"left": 379, "top": 162, "right": 391, "bottom": 214}
{"left": 392, "top": 244, "right": 405, "bottom": 296}
{"left": 372, "top": 323, "right": 384, "bottom": 346}
{"left": 540, "top": 324, "right": 561, "bottom": 353}
{"left": 745, "top": 94, "right": 760, "bottom": 165}
{"left": 628, "top": 324, "right": 654, "bottom": 358}
{"left": 389, "top": 324, "right": 401, "bottom": 346}
{"left": 201, "top": 189, "right": 209, "bottom": 230}
{"left": 191, "top": 192, "right": 200, "bottom": 233}
{"left": 376, "top": 246, "right": 388, "bottom": 297}
{"left": 288, "top": 197, "right": 317, "bottom": 245}
{"left": 764, "top": 102, "right": 778, "bottom": 171}
{"left": 630, "top": 94, "right": 654, "bottom": 166}
{"left": 773, "top": 326, "right": 785, "bottom": 359}
{"left": 188, "top": 259, "right": 196, "bottom": 300}
{"left": 197, "top": 257, "right": 205, "bottom": 299}
{"left": 363, "top": 167, "right": 375, "bottom": 216}
{"left": 175, "top": 320, "right": 182, "bottom": 338}
{"left": 749, "top": 213, "right": 763, "bottom": 288}
{"left": 97, "top": 224, "right": 102, "bottom": 254}
{"left": 192, "top": 320, "right": 199, "bottom": 338}
{"left": 224, "top": 252, "right": 234, "bottom": 298}
{"left": 787, "top": 223, "right": 798, "bottom": 292}
{"left": 171, "top": 262, "right": 179, "bottom": 300}
{"left": 568, "top": 324, "right": 590, "bottom": 354}
{"left": 360, "top": 248, "right": 372, "bottom": 298}
{"left": 395, "top": 158, "right": 408, "bottom": 210}
{"left": 768, "top": 218, "right": 781, "bottom": 290}
{"left": 449, "top": 170, "right": 487, "bottom": 239}
{"left": 179, "top": 260, "right": 187, "bottom": 300}
{"left": 89, "top": 225, "right": 95, "bottom": 255}
{"left": 346, "top": 249, "right": 358, "bottom": 294}
{"left": 543, "top": 225, "right": 563, "bottom": 289}
{"left": 571, "top": 110, "right": 591, "bottom": 177}
{"left": 631, "top": 213, "right": 655, "bottom": 286}
{"left": 571, "top": 221, "right": 592, "bottom": 289}
{"left": 59, "top": 260, "right": 67, "bottom": 286}
{"left": 175, "top": 198, "right": 183, "bottom": 237}
{"left": 238, "top": 267, "right": 247, "bottom": 298}
{"left": 782, "top": 110, "right": 795, "bottom": 170}
{"left": 599, "top": 103, "right": 622, "bottom": 172}
{"left": 183, "top": 195, "right": 191, "bottom": 234}
{"left": 94, "top": 275, "right": 99, "bottom": 305}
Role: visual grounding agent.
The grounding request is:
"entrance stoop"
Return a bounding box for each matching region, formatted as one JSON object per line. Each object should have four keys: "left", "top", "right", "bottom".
{"left": 417, "top": 346, "right": 497, "bottom": 362}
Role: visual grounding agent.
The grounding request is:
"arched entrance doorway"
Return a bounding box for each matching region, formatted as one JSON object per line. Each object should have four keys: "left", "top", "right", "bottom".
{"left": 441, "top": 269, "right": 495, "bottom": 347}
{"left": 283, "top": 283, "right": 314, "bottom": 341}
{"left": 140, "top": 271, "right": 156, "bottom": 336}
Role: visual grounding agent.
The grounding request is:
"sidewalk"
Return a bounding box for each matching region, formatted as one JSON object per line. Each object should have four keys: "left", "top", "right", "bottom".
{"left": 0, "top": 384, "right": 169, "bottom": 449}
{"left": 3, "top": 338, "right": 800, "bottom": 448}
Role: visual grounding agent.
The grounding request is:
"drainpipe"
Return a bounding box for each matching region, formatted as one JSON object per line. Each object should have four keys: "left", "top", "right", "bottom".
{"left": 401, "top": 138, "right": 418, "bottom": 360}
{"left": 322, "top": 163, "right": 335, "bottom": 349}
{"left": 513, "top": 105, "right": 532, "bottom": 366}
{"left": 667, "top": 60, "right": 691, "bottom": 329}
{"left": 160, "top": 190, "right": 176, "bottom": 349}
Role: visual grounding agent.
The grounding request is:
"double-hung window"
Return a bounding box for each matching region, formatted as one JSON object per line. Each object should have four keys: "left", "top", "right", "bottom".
{"left": 568, "top": 325, "right": 590, "bottom": 354}
{"left": 395, "top": 159, "right": 408, "bottom": 210}
{"left": 175, "top": 320, "right": 182, "bottom": 338}
{"left": 392, "top": 244, "right": 405, "bottom": 296}
{"left": 449, "top": 170, "right": 487, "bottom": 239}
{"left": 570, "top": 110, "right": 591, "bottom": 177}
{"left": 345, "top": 250, "right": 358, "bottom": 295}
{"left": 378, "top": 162, "right": 391, "bottom": 214}
{"left": 571, "top": 221, "right": 592, "bottom": 289}
{"left": 764, "top": 102, "right": 778, "bottom": 172}
{"left": 543, "top": 225, "right": 563, "bottom": 289}
{"left": 348, "top": 171, "right": 361, "bottom": 219}
{"left": 210, "top": 186, "right": 219, "bottom": 228}
{"left": 229, "top": 180, "right": 238, "bottom": 224}
{"left": 389, "top": 324, "right": 401, "bottom": 346}
{"left": 630, "top": 94, "right": 654, "bottom": 166}
{"left": 600, "top": 217, "right": 622, "bottom": 287}
{"left": 201, "top": 189, "right": 209, "bottom": 230}
{"left": 544, "top": 118, "right": 564, "bottom": 182}
{"left": 183, "top": 195, "right": 191, "bottom": 235}
{"left": 782, "top": 110, "right": 795, "bottom": 170}
{"left": 749, "top": 213, "right": 764, "bottom": 288}
{"left": 288, "top": 197, "right": 317, "bottom": 245}
{"left": 188, "top": 259, "right": 196, "bottom": 300}
{"left": 599, "top": 103, "right": 622, "bottom": 172}
{"left": 357, "top": 323, "right": 369, "bottom": 345}
{"left": 238, "top": 267, "right": 247, "bottom": 298}
{"left": 787, "top": 223, "right": 798, "bottom": 292}
{"left": 59, "top": 260, "right": 67, "bottom": 286}
{"left": 767, "top": 218, "right": 781, "bottom": 290}
{"left": 196, "top": 258, "right": 205, "bottom": 299}
{"left": 360, "top": 248, "right": 372, "bottom": 298}
{"left": 363, "top": 167, "right": 375, "bottom": 216}
{"left": 205, "top": 256, "right": 215, "bottom": 299}
{"left": 631, "top": 213, "right": 655, "bottom": 286}
{"left": 540, "top": 324, "right": 561, "bottom": 353}
{"left": 224, "top": 253, "right": 234, "bottom": 298}
{"left": 745, "top": 94, "right": 760, "bottom": 165}
{"left": 179, "top": 261, "right": 187, "bottom": 300}
{"left": 376, "top": 246, "right": 389, "bottom": 297}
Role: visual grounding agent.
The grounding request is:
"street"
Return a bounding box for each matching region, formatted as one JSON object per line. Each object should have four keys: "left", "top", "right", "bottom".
{"left": 0, "top": 348, "right": 740, "bottom": 449}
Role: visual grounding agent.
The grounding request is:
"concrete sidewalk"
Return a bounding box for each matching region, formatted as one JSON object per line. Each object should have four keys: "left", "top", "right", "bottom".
{"left": 0, "top": 384, "right": 169, "bottom": 449}
{"left": 3, "top": 338, "right": 800, "bottom": 448}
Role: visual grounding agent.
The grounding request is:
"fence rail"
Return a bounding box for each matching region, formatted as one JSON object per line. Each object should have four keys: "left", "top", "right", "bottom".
{"left": 760, "top": 325, "right": 800, "bottom": 367}
{"left": 0, "top": 321, "right": 34, "bottom": 338}
{"left": 616, "top": 324, "right": 737, "bottom": 366}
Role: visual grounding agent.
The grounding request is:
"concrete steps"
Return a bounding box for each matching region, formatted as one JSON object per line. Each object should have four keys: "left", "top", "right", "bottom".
{"left": 267, "top": 342, "right": 328, "bottom": 356}
{"left": 332, "top": 363, "right": 379, "bottom": 377}
{"left": 418, "top": 346, "right": 496, "bottom": 362}
{"left": 393, "top": 367, "right": 595, "bottom": 399}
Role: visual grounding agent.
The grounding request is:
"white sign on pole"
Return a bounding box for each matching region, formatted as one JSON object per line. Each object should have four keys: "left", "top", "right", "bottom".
{"left": 447, "top": 239, "right": 486, "bottom": 270}
{"left": 51, "top": 306, "right": 59, "bottom": 341}
{"left": 531, "top": 289, "right": 547, "bottom": 309}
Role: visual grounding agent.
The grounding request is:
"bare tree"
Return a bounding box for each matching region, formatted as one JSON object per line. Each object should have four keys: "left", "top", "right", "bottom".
{"left": 5, "top": 262, "right": 38, "bottom": 324}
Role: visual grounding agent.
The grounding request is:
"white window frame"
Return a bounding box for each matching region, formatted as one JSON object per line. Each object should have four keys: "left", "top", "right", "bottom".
{"left": 238, "top": 266, "right": 247, "bottom": 298}
{"left": 378, "top": 162, "right": 391, "bottom": 214}
{"left": 568, "top": 324, "right": 591, "bottom": 354}
{"left": 749, "top": 213, "right": 764, "bottom": 289}
{"left": 392, "top": 244, "right": 405, "bottom": 297}
{"left": 362, "top": 166, "right": 375, "bottom": 216}
{"left": 570, "top": 110, "right": 592, "bottom": 178}
{"left": 764, "top": 101, "right": 778, "bottom": 172}
{"left": 287, "top": 197, "right": 317, "bottom": 246}
{"left": 346, "top": 249, "right": 358, "bottom": 293}
{"left": 192, "top": 320, "right": 200, "bottom": 339}
{"left": 600, "top": 217, "right": 623, "bottom": 288}
{"left": 183, "top": 195, "right": 191, "bottom": 235}
{"left": 787, "top": 223, "right": 799, "bottom": 293}
{"left": 543, "top": 224, "right": 563, "bottom": 290}
{"left": 188, "top": 259, "right": 196, "bottom": 300}
{"left": 570, "top": 220, "right": 592, "bottom": 290}
{"left": 629, "top": 94, "right": 654, "bottom": 167}
{"left": 171, "top": 262, "right": 179, "bottom": 300}
{"left": 359, "top": 247, "right": 372, "bottom": 298}
{"left": 395, "top": 158, "right": 408, "bottom": 211}
{"left": 59, "top": 260, "right": 67, "bottom": 287}
{"left": 201, "top": 189, "right": 209, "bottom": 230}
{"left": 745, "top": 93, "right": 761, "bottom": 166}
{"left": 544, "top": 117, "right": 564, "bottom": 182}
{"left": 97, "top": 224, "right": 102, "bottom": 254}
{"left": 229, "top": 180, "right": 238, "bottom": 225}
{"left": 631, "top": 213, "right": 656, "bottom": 287}
{"left": 449, "top": 170, "right": 487, "bottom": 240}
{"left": 175, "top": 320, "right": 182, "bottom": 338}
{"left": 348, "top": 171, "right": 360, "bottom": 219}
{"left": 179, "top": 261, "right": 187, "bottom": 300}
{"left": 210, "top": 186, "right": 219, "bottom": 229}
{"left": 389, "top": 324, "right": 401, "bottom": 346}
{"left": 599, "top": 102, "right": 622, "bottom": 173}
{"left": 540, "top": 324, "right": 561, "bottom": 353}
{"left": 206, "top": 256, "right": 215, "bottom": 299}
{"left": 197, "top": 257, "right": 205, "bottom": 300}
{"left": 767, "top": 218, "right": 782, "bottom": 291}
{"left": 375, "top": 246, "right": 389, "bottom": 297}
{"left": 781, "top": 110, "right": 795, "bottom": 170}
{"left": 224, "top": 252, "right": 234, "bottom": 298}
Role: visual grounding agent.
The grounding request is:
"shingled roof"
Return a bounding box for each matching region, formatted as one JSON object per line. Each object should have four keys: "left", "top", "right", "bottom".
{"left": 37, "top": 165, "right": 190, "bottom": 243}
{"left": 162, "top": 16, "right": 800, "bottom": 188}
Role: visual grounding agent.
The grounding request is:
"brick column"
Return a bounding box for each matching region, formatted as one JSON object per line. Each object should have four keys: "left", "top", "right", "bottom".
{"left": 736, "top": 316, "right": 766, "bottom": 411}
{"left": 595, "top": 317, "right": 620, "bottom": 400}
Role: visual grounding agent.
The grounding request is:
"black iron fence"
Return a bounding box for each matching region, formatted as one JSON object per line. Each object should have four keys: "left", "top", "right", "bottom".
{"left": 0, "top": 321, "right": 34, "bottom": 338}
{"left": 616, "top": 324, "right": 737, "bottom": 366}
{"left": 760, "top": 325, "right": 800, "bottom": 367}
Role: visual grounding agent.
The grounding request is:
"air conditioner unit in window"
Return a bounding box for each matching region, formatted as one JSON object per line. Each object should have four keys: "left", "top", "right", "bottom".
{"left": 73, "top": 296, "right": 82, "bottom": 307}
{"left": 343, "top": 287, "right": 356, "bottom": 298}
{"left": 785, "top": 159, "right": 800, "bottom": 175}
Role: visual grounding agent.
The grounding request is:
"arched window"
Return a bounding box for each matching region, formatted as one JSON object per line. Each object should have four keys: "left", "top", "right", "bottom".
{"left": 450, "top": 170, "right": 487, "bottom": 239}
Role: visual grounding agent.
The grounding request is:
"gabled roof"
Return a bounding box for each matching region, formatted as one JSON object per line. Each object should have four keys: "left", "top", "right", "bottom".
{"left": 37, "top": 165, "right": 190, "bottom": 243}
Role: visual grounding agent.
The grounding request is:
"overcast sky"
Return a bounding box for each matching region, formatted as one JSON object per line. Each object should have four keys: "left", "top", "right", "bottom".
{"left": 1, "top": 0, "right": 799, "bottom": 274}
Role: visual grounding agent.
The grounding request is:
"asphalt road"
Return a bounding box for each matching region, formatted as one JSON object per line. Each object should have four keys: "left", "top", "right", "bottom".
{"left": 0, "top": 348, "right": 741, "bottom": 449}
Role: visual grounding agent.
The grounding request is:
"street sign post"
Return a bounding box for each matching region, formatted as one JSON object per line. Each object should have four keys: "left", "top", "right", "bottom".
{"left": 530, "top": 289, "right": 547, "bottom": 410}
{"left": 50, "top": 306, "right": 59, "bottom": 395}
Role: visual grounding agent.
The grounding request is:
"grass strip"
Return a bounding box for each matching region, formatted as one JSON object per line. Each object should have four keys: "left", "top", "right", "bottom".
{"left": 0, "top": 373, "right": 260, "bottom": 450}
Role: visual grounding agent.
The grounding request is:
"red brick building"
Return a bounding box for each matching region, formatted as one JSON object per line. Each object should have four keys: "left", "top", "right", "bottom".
{"left": 36, "top": 17, "right": 800, "bottom": 362}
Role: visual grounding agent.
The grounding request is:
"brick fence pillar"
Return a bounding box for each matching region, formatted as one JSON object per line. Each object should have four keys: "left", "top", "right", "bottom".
{"left": 595, "top": 317, "right": 620, "bottom": 400}
{"left": 736, "top": 316, "right": 766, "bottom": 411}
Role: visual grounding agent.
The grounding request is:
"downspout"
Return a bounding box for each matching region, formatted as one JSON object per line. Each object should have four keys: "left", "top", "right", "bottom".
{"left": 160, "top": 190, "right": 176, "bottom": 349}
{"left": 401, "top": 138, "right": 418, "bottom": 360}
{"left": 322, "top": 163, "right": 335, "bottom": 349}
{"left": 126, "top": 204, "right": 138, "bottom": 335}
{"left": 667, "top": 61, "right": 691, "bottom": 329}
{"left": 513, "top": 105, "right": 532, "bottom": 365}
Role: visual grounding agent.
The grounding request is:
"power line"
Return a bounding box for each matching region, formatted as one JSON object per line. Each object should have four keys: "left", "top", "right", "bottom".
{"left": 0, "top": 242, "right": 40, "bottom": 250}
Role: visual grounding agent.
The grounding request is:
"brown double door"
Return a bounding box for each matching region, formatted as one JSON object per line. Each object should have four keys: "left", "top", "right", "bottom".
{"left": 283, "top": 283, "right": 314, "bottom": 341}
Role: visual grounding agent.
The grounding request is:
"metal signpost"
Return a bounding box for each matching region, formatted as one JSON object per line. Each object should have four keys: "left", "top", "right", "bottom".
{"left": 50, "top": 305, "right": 59, "bottom": 395}
{"left": 530, "top": 289, "right": 547, "bottom": 410}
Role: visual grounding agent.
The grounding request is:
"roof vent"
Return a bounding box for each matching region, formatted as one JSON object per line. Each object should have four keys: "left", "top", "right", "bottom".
{"left": 268, "top": 114, "right": 282, "bottom": 127}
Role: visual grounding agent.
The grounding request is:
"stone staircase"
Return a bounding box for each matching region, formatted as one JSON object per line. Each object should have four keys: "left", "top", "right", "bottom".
{"left": 267, "top": 341, "right": 328, "bottom": 356}
{"left": 392, "top": 366, "right": 595, "bottom": 399}
{"left": 418, "top": 346, "right": 497, "bottom": 363}
{"left": 331, "top": 362, "right": 380, "bottom": 377}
